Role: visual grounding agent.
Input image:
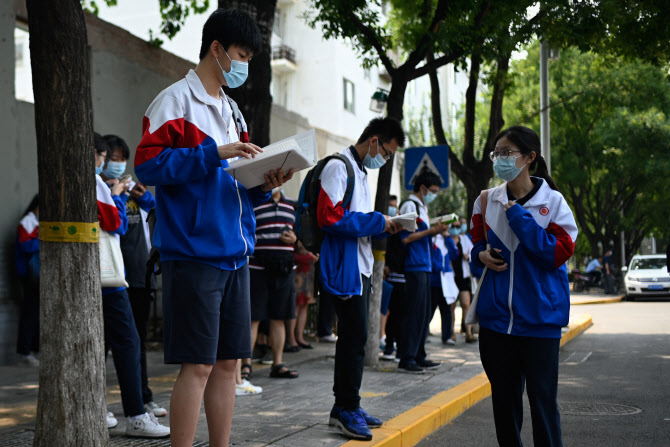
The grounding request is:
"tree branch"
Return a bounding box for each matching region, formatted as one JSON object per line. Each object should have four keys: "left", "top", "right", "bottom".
{"left": 462, "top": 51, "right": 482, "bottom": 166}
{"left": 346, "top": 11, "right": 396, "bottom": 76}
{"left": 403, "top": 0, "right": 449, "bottom": 70}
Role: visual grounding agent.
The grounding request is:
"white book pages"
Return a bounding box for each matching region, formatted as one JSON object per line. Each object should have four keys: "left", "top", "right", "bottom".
{"left": 390, "top": 212, "right": 418, "bottom": 232}
{"left": 430, "top": 213, "right": 459, "bottom": 225}
{"left": 224, "top": 129, "right": 317, "bottom": 189}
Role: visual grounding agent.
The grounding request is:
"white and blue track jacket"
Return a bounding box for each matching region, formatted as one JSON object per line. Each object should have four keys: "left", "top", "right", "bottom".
{"left": 471, "top": 178, "right": 578, "bottom": 338}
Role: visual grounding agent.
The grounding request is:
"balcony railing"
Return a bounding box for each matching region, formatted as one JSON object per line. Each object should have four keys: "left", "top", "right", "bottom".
{"left": 272, "top": 45, "right": 296, "bottom": 65}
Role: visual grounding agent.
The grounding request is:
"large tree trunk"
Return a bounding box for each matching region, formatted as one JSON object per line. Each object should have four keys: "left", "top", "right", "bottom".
{"left": 27, "top": 1, "right": 107, "bottom": 445}
{"left": 219, "top": 0, "right": 276, "bottom": 147}
{"left": 365, "top": 78, "right": 409, "bottom": 367}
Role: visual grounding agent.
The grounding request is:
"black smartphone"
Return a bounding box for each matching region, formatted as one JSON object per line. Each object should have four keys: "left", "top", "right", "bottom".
{"left": 489, "top": 249, "right": 504, "bottom": 261}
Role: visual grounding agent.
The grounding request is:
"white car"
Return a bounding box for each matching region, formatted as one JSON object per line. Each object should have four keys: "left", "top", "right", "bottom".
{"left": 623, "top": 254, "right": 670, "bottom": 300}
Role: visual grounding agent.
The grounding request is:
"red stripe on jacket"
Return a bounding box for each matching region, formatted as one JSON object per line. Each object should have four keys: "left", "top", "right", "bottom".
{"left": 135, "top": 117, "right": 210, "bottom": 167}
{"left": 471, "top": 214, "right": 490, "bottom": 245}
{"left": 317, "top": 186, "right": 346, "bottom": 228}
{"left": 98, "top": 200, "right": 121, "bottom": 232}
{"left": 18, "top": 226, "right": 39, "bottom": 244}
{"left": 546, "top": 222, "right": 575, "bottom": 269}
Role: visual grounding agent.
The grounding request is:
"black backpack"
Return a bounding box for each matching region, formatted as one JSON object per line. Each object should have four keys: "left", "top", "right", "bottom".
{"left": 385, "top": 199, "right": 416, "bottom": 274}
{"left": 295, "top": 154, "right": 355, "bottom": 254}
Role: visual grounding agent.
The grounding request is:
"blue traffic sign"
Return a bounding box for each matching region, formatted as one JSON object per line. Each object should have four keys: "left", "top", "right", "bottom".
{"left": 404, "top": 145, "right": 450, "bottom": 191}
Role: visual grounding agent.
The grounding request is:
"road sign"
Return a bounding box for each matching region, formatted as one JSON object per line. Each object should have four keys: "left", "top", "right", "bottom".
{"left": 404, "top": 145, "right": 450, "bottom": 191}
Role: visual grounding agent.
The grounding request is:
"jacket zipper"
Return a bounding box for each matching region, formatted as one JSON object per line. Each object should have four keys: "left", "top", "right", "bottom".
{"left": 235, "top": 180, "right": 248, "bottom": 258}
{"left": 507, "top": 249, "right": 515, "bottom": 334}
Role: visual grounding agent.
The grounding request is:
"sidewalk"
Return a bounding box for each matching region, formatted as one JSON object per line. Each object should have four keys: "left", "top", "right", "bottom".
{"left": 570, "top": 289, "right": 625, "bottom": 305}
{"left": 0, "top": 309, "right": 593, "bottom": 446}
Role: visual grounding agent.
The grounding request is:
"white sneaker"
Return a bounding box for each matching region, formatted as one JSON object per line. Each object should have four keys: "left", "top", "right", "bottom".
{"left": 126, "top": 412, "right": 170, "bottom": 438}
{"left": 236, "top": 379, "right": 263, "bottom": 396}
{"left": 107, "top": 412, "right": 118, "bottom": 429}
{"left": 18, "top": 354, "right": 39, "bottom": 367}
{"left": 320, "top": 334, "right": 337, "bottom": 343}
{"left": 144, "top": 401, "right": 167, "bottom": 417}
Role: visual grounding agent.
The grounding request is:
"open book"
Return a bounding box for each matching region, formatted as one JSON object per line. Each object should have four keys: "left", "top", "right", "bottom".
{"left": 225, "top": 129, "right": 317, "bottom": 189}
{"left": 390, "top": 212, "right": 418, "bottom": 232}
{"left": 429, "top": 213, "right": 459, "bottom": 226}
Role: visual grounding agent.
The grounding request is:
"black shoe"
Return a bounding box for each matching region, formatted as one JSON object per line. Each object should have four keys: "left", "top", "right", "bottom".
{"left": 418, "top": 360, "right": 441, "bottom": 370}
{"left": 398, "top": 363, "right": 425, "bottom": 374}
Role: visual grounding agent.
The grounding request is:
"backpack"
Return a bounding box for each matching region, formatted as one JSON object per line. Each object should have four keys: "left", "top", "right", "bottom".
{"left": 295, "top": 154, "right": 355, "bottom": 254}
{"left": 385, "top": 199, "right": 416, "bottom": 274}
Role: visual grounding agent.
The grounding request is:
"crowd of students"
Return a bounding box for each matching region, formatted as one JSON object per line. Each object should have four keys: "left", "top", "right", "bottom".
{"left": 13, "top": 7, "right": 579, "bottom": 447}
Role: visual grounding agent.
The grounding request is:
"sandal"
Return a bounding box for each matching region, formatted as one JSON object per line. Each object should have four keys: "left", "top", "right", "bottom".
{"left": 241, "top": 363, "right": 253, "bottom": 381}
{"left": 283, "top": 344, "right": 301, "bottom": 353}
{"left": 270, "top": 363, "right": 299, "bottom": 379}
{"left": 297, "top": 341, "right": 313, "bottom": 349}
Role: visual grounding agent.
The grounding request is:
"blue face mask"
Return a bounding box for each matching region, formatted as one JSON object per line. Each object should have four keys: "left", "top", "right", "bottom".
{"left": 95, "top": 165, "right": 103, "bottom": 175}
{"left": 363, "top": 140, "right": 387, "bottom": 169}
{"left": 103, "top": 161, "right": 126, "bottom": 179}
{"left": 448, "top": 227, "right": 461, "bottom": 236}
{"left": 216, "top": 49, "right": 248, "bottom": 89}
{"left": 494, "top": 156, "right": 524, "bottom": 182}
{"left": 460, "top": 223, "right": 468, "bottom": 233}
{"left": 423, "top": 191, "right": 437, "bottom": 204}
{"left": 388, "top": 206, "right": 397, "bottom": 217}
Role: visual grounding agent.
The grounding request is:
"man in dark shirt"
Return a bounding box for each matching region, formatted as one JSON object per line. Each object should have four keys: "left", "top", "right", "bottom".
{"left": 603, "top": 249, "right": 615, "bottom": 294}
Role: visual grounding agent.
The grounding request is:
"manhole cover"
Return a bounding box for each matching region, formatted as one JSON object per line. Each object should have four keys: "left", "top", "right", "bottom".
{"left": 558, "top": 402, "right": 642, "bottom": 416}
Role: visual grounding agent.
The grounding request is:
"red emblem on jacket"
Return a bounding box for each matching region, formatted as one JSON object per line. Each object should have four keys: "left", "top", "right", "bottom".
{"left": 539, "top": 207, "right": 549, "bottom": 216}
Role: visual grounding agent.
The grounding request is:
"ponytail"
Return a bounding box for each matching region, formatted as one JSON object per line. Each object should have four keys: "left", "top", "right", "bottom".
{"left": 531, "top": 154, "right": 559, "bottom": 192}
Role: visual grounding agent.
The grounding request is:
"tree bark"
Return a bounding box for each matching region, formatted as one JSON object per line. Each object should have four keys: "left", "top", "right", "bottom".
{"left": 219, "top": 0, "right": 276, "bottom": 147}
{"left": 26, "top": 1, "right": 107, "bottom": 446}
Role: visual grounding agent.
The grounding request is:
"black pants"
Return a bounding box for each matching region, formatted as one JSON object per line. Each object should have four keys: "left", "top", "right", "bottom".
{"left": 330, "top": 274, "right": 371, "bottom": 410}
{"left": 430, "top": 286, "right": 452, "bottom": 342}
{"left": 398, "top": 271, "right": 431, "bottom": 367}
{"left": 384, "top": 280, "right": 405, "bottom": 355}
{"left": 479, "top": 327, "right": 563, "bottom": 447}
{"left": 318, "top": 289, "right": 335, "bottom": 337}
{"left": 128, "top": 287, "right": 154, "bottom": 404}
{"left": 16, "top": 277, "right": 40, "bottom": 356}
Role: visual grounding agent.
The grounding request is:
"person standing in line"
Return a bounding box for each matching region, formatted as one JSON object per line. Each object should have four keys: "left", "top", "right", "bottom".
{"left": 15, "top": 194, "right": 40, "bottom": 367}
{"left": 603, "top": 249, "right": 615, "bottom": 294}
{"left": 293, "top": 241, "right": 318, "bottom": 349}
{"left": 318, "top": 117, "right": 403, "bottom": 441}
{"left": 396, "top": 171, "right": 446, "bottom": 373}
{"left": 472, "top": 126, "right": 577, "bottom": 447}
{"left": 133, "top": 9, "right": 292, "bottom": 447}
{"left": 430, "top": 229, "right": 458, "bottom": 345}
{"left": 448, "top": 221, "right": 476, "bottom": 343}
{"left": 103, "top": 134, "right": 167, "bottom": 418}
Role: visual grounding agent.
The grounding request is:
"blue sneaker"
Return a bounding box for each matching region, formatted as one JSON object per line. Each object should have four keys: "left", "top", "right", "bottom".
{"left": 330, "top": 405, "right": 382, "bottom": 428}
{"left": 334, "top": 408, "right": 372, "bottom": 440}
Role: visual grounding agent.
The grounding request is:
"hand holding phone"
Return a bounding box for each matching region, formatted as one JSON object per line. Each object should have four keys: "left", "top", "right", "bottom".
{"left": 489, "top": 248, "right": 504, "bottom": 261}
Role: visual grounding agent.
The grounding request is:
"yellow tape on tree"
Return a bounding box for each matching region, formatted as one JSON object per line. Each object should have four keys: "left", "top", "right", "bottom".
{"left": 372, "top": 249, "right": 386, "bottom": 262}
{"left": 39, "top": 222, "right": 100, "bottom": 243}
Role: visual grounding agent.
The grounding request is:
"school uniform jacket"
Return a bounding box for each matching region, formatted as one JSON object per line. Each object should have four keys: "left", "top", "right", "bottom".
{"left": 96, "top": 174, "right": 129, "bottom": 295}
{"left": 317, "top": 147, "right": 386, "bottom": 297}
{"left": 399, "top": 195, "right": 432, "bottom": 272}
{"left": 471, "top": 178, "right": 578, "bottom": 338}
{"left": 15, "top": 212, "right": 39, "bottom": 279}
{"left": 134, "top": 69, "right": 270, "bottom": 270}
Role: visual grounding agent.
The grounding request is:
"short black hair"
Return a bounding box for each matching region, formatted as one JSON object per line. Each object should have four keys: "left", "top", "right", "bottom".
{"left": 389, "top": 195, "right": 398, "bottom": 202}
{"left": 413, "top": 171, "right": 442, "bottom": 193}
{"left": 199, "top": 8, "right": 262, "bottom": 60}
{"left": 104, "top": 134, "right": 130, "bottom": 160}
{"left": 356, "top": 117, "right": 406, "bottom": 147}
{"left": 94, "top": 132, "right": 110, "bottom": 154}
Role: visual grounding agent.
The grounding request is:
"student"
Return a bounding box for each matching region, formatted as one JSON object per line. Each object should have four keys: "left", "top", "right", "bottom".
{"left": 472, "top": 126, "right": 577, "bottom": 446}
{"left": 103, "top": 134, "right": 167, "bottom": 418}
{"left": 15, "top": 194, "right": 40, "bottom": 367}
{"left": 95, "top": 134, "right": 170, "bottom": 437}
{"left": 134, "top": 9, "right": 292, "bottom": 447}
{"left": 318, "top": 117, "right": 403, "bottom": 441}
{"left": 396, "top": 171, "right": 446, "bottom": 373}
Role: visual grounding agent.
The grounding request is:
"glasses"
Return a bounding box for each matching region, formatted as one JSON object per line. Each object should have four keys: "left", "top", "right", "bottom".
{"left": 489, "top": 149, "right": 522, "bottom": 161}
{"left": 379, "top": 142, "right": 392, "bottom": 161}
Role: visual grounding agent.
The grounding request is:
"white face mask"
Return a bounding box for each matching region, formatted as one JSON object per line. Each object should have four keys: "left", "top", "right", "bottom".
{"left": 363, "top": 140, "right": 387, "bottom": 169}
{"left": 215, "top": 48, "right": 249, "bottom": 88}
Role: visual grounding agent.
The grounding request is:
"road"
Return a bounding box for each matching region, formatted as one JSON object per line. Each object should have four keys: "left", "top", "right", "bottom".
{"left": 418, "top": 299, "right": 670, "bottom": 447}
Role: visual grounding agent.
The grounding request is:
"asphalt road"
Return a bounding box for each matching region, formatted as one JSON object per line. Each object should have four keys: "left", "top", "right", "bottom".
{"left": 418, "top": 299, "right": 670, "bottom": 447}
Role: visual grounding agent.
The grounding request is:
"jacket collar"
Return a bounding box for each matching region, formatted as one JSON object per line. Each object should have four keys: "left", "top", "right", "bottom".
{"left": 186, "top": 69, "right": 226, "bottom": 106}
{"left": 490, "top": 177, "right": 550, "bottom": 207}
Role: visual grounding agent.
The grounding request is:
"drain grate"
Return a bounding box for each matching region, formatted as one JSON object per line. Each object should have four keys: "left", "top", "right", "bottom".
{"left": 559, "top": 402, "right": 642, "bottom": 416}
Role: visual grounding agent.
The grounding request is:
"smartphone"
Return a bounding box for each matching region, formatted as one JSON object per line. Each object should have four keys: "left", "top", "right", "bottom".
{"left": 489, "top": 249, "right": 504, "bottom": 261}
{"left": 119, "top": 174, "right": 132, "bottom": 183}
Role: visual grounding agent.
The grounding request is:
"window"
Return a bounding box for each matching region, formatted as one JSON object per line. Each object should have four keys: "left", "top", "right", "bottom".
{"left": 364, "top": 69, "right": 371, "bottom": 81}
{"left": 15, "top": 25, "right": 34, "bottom": 103}
{"left": 273, "top": 8, "right": 283, "bottom": 39}
{"left": 343, "top": 78, "right": 355, "bottom": 113}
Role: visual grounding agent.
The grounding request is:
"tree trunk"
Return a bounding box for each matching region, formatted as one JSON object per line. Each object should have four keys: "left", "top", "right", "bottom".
{"left": 219, "top": 0, "right": 276, "bottom": 147}
{"left": 365, "top": 78, "right": 409, "bottom": 367}
{"left": 27, "top": 1, "right": 107, "bottom": 445}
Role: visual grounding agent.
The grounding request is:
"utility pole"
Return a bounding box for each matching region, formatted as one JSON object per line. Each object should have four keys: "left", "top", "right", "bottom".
{"left": 540, "top": 38, "right": 551, "bottom": 173}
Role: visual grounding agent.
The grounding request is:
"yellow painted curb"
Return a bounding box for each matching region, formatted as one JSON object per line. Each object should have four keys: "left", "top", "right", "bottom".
{"left": 343, "top": 313, "right": 592, "bottom": 447}
{"left": 572, "top": 296, "right": 623, "bottom": 305}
